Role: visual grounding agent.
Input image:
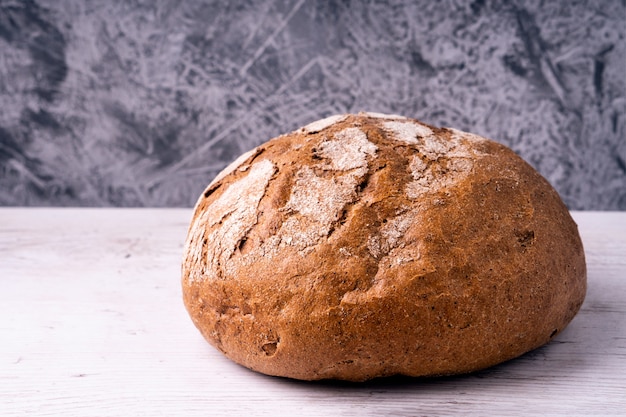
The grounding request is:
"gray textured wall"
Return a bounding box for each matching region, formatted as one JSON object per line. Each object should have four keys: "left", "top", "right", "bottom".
{"left": 0, "top": 0, "right": 624, "bottom": 209}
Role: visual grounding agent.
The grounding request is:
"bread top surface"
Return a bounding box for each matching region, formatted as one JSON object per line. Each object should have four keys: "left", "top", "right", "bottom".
{"left": 182, "top": 112, "right": 586, "bottom": 381}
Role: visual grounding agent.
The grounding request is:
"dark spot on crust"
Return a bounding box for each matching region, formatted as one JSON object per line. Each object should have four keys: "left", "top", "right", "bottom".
{"left": 236, "top": 237, "right": 248, "bottom": 253}
{"left": 311, "top": 147, "right": 323, "bottom": 160}
{"left": 247, "top": 147, "right": 266, "bottom": 165}
{"left": 262, "top": 340, "right": 279, "bottom": 356}
{"left": 356, "top": 171, "right": 371, "bottom": 193}
{"left": 516, "top": 230, "right": 535, "bottom": 248}
{"left": 204, "top": 183, "right": 220, "bottom": 198}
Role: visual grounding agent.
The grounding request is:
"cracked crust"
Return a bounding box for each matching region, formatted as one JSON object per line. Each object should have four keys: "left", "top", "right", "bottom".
{"left": 182, "top": 113, "right": 587, "bottom": 381}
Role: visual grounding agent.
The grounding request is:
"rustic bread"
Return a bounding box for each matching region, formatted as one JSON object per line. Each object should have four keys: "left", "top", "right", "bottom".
{"left": 181, "top": 112, "right": 586, "bottom": 381}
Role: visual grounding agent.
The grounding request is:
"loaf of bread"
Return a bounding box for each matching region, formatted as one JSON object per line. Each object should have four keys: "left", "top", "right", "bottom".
{"left": 181, "top": 112, "right": 586, "bottom": 381}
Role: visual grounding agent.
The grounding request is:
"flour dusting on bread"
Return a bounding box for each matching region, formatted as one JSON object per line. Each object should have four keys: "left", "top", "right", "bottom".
{"left": 188, "top": 159, "right": 275, "bottom": 280}
{"left": 266, "top": 127, "right": 376, "bottom": 253}
{"left": 318, "top": 127, "right": 377, "bottom": 171}
{"left": 280, "top": 166, "right": 358, "bottom": 249}
{"left": 367, "top": 211, "right": 414, "bottom": 258}
{"left": 208, "top": 146, "right": 260, "bottom": 188}
{"left": 301, "top": 114, "right": 347, "bottom": 133}
{"left": 383, "top": 120, "right": 434, "bottom": 145}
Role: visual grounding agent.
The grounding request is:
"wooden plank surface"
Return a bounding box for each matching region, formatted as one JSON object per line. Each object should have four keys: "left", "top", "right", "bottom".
{"left": 0, "top": 209, "right": 624, "bottom": 416}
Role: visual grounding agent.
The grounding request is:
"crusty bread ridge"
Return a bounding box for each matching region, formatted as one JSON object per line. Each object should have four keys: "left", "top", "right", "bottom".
{"left": 181, "top": 112, "right": 586, "bottom": 381}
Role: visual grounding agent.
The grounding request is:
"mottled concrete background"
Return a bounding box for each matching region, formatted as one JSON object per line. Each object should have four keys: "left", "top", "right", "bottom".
{"left": 0, "top": 0, "right": 624, "bottom": 209}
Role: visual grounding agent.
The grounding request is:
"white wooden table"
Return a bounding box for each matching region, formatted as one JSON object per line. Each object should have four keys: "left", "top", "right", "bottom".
{"left": 1, "top": 208, "right": 624, "bottom": 416}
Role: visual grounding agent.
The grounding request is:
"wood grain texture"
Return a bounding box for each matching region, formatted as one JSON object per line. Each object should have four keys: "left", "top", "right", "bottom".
{"left": 0, "top": 209, "right": 624, "bottom": 416}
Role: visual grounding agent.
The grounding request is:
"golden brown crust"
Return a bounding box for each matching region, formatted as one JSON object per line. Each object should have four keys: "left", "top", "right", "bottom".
{"left": 181, "top": 113, "right": 586, "bottom": 381}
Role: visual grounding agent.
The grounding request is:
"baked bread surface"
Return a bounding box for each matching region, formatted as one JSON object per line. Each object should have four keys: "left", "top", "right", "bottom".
{"left": 182, "top": 113, "right": 586, "bottom": 381}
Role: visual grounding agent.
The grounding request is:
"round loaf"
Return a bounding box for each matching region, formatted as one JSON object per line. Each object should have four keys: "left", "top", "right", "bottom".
{"left": 182, "top": 112, "right": 586, "bottom": 381}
